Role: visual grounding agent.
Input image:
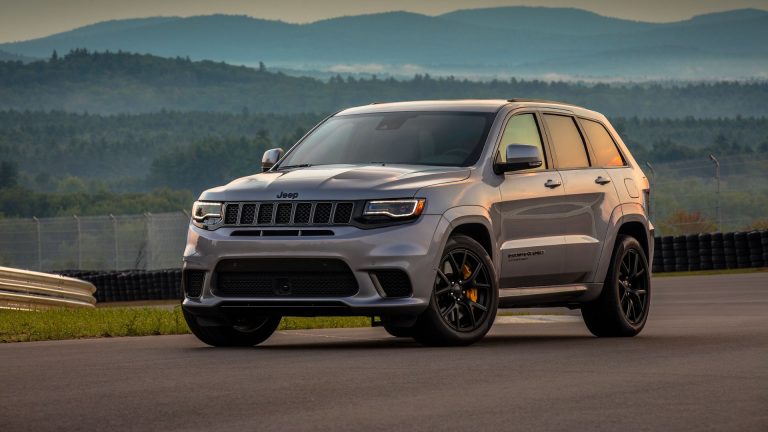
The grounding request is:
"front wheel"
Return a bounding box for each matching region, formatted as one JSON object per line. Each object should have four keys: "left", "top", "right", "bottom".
{"left": 381, "top": 320, "right": 414, "bottom": 338}
{"left": 412, "top": 235, "right": 499, "bottom": 346}
{"left": 183, "top": 309, "right": 282, "bottom": 347}
{"left": 582, "top": 235, "right": 651, "bottom": 337}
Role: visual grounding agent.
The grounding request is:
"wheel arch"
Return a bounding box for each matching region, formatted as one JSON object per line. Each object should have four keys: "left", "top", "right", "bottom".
{"left": 617, "top": 221, "right": 650, "bottom": 260}
{"left": 593, "top": 204, "right": 653, "bottom": 284}
{"left": 436, "top": 206, "right": 498, "bottom": 267}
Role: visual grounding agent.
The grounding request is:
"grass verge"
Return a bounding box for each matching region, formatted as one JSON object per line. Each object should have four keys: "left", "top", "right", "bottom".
{"left": 0, "top": 307, "right": 370, "bottom": 343}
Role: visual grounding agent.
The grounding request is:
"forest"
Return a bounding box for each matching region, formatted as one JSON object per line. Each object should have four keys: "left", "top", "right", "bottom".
{"left": 0, "top": 51, "right": 766, "bottom": 231}
{"left": 1, "top": 51, "right": 768, "bottom": 117}
{"left": 1, "top": 110, "right": 766, "bottom": 193}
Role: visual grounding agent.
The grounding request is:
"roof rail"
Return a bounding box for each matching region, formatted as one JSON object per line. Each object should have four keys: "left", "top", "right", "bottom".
{"left": 507, "top": 98, "right": 577, "bottom": 107}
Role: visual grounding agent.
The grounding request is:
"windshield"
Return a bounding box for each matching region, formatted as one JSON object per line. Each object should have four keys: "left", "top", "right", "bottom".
{"left": 277, "top": 111, "right": 496, "bottom": 168}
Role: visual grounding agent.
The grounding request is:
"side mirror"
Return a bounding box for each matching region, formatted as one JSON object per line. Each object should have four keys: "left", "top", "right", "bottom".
{"left": 494, "top": 144, "right": 543, "bottom": 174}
{"left": 261, "top": 148, "right": 284, "bottom": 172}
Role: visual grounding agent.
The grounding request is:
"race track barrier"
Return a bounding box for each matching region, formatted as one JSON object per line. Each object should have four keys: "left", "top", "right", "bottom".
{"left": 46, "top": 230, "right": 768, "bottom": 303}
{"left": 0, "top": 266, "right": 97, "bottom": 310}
{"left": 653, "top": 230, "right": 767, "bottom": 273}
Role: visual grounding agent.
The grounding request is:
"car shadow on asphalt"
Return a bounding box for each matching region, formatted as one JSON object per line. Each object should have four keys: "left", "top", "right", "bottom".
{"left": 180, "top": 334, "right": 597, "bottom": 351}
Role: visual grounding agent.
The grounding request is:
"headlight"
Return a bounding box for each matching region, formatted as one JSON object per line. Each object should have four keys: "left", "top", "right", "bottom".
{"left": 363, "top": 199, "right": 425, "bottom": 219}
{"left": 191, "top": 201, "right": 223, "bottom": 230}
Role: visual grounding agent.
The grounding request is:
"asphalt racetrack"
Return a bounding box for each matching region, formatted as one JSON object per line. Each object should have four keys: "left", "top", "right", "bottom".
{"left": 1, "top": 273, "right": 767, "bottom": 431}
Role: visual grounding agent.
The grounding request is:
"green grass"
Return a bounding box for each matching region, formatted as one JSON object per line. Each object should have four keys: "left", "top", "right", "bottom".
{"left": 5, "top": 266, "right": 764, "bottom": 343}
{"left": 0, "top": 307, "right": 370, "bottom": 343}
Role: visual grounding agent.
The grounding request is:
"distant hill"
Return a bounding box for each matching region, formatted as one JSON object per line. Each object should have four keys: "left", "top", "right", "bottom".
{"left": 1, "top": 50, "right": 767, "bottom": 117}
{"left": 0, "top": 7, "right": 766, "bottom": 79}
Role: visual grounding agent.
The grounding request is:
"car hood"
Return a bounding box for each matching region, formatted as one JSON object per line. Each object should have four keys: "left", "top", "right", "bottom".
{"left": 199, "top": 164, "right": 471, "bottom": 201}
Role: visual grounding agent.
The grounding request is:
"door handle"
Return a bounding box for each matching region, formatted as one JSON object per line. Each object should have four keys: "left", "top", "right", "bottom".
{"left": 595, "top": 176, "right": 611, "bottom": 185}
{"left": 544, "top": 179, "right": 562, "bottom": 189}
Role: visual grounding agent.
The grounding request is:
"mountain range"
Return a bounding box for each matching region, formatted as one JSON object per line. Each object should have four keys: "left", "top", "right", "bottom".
{"left": 1, "top": 7, "right": 766, "bottom": 80}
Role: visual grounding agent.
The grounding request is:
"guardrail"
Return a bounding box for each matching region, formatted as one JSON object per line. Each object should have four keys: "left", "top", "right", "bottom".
{"left": 0, "top": 266, "right": 97, "bottom": 310}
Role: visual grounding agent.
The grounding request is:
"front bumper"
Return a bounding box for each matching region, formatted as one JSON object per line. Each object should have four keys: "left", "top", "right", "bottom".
{"left": 181, "top": 215, "right": 445, "bottom": 321}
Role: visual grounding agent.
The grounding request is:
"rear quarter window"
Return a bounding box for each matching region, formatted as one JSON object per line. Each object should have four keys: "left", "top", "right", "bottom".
{"left": 542, "top": 114, "right": 590, "bottom": 169}
{"left": 581, "top": 119, "right": 625, "bottom": 167}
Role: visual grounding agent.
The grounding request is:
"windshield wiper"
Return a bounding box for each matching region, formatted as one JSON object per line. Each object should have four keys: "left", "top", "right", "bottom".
{"left": 275, "top": 164, "right": 313, "bottom": 171}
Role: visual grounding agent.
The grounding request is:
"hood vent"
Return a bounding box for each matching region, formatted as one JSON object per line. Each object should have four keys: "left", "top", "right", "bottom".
{"left": 222, "top": 201, "right": 355, "bottom": 227}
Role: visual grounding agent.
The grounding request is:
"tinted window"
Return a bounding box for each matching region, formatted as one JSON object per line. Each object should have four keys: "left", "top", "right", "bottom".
{"left": 278, "top": 112, "right": 495, "bottom": 168}
{"left": 543, "top": 114, "right": 589, "bottom": 169}
{"left": 582, "top": 119, "right": 625, "bottom": 167}
{"left": 498, "top": 113, "right": 545, "bottom": 170}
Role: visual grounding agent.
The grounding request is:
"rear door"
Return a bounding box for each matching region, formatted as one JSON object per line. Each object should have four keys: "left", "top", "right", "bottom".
{"left": 541, "top": 113, "right": 622, "bottom": 284}
{"left": 496, "top": 112, "right": 571, "bottom": 288}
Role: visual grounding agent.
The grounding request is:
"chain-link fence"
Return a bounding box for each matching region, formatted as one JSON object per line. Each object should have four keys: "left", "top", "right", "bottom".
{"left": 646, "top": 154, "right": 768, "bottom": 235}
{"left": 0, "top": 154, "right": 765, "bottom": 271}
{"left": 0, "top": 212, "right": 189, "bottom": 272}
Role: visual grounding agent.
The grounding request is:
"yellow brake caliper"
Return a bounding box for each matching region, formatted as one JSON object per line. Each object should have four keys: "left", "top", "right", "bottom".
{"left": 462, "top": 264, "right": 478, "bottom": 302}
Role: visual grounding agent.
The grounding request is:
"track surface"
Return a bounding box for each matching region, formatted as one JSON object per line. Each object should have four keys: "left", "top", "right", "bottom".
{"left": 2, "top": 273, "right": 767, "bottom": 431}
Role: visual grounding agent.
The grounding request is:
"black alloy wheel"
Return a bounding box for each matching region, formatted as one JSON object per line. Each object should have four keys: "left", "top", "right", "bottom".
{"left": 582, "top": 234, "right": 651, "bottom": 337}
{"left": 617, "top": 248, "right": 650, "bottom": 325}
{"left": 412, "top": 234, "right": 498, "bottom": 346}
{"left": 434, "top": 248, "right": 493, "bottom": 332}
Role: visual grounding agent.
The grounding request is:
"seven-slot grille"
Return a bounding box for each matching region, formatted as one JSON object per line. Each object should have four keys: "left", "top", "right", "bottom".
{"left": 222, "top": 202, "right": 355, "bottom": 226}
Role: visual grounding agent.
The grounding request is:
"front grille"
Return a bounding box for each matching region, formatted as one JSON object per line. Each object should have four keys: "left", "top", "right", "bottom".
{"left": 240, "top": 204, "right": 257, "bottom": 225}
{"left": 183, "top": 270, "right": 205, "bottom": 298}
{"left": 294, "top": 203, "right": 312, "bottom": 224}
{"left": 276, "top": 203, "right": 292, "bottom": 224}
{"left": 214, "top": 259, "right": 358, "bottom": 298}
{"left": 313, "top": 203, "right": 333, "bottom": 224}
{"left": 224, "top": 205, "right": 239, "bottom": 225}
{"left": 334, "top": 203, "right": 354, "bottom": 223}
{"left": 257, "top": 203, "right": 274, "bottom": 224}
{"left": 222, "top": 201, "right": 355, "bottom": 226}
{"left": 371, "top": 270, "right": 412, "bottom": 297}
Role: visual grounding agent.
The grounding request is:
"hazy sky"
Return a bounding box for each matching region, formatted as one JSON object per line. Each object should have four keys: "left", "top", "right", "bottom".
{"left": 1, "top": 0, "right": 767, "bottom": 43}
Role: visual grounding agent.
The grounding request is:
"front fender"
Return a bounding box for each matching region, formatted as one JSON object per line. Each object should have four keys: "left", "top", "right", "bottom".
{"left": 431, "top": 206, "right": 498, "bottom": 269}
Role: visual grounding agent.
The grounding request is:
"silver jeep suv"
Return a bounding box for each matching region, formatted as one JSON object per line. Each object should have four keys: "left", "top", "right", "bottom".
{"left": 182, "top": 99, "right": 653, "bottom": 346}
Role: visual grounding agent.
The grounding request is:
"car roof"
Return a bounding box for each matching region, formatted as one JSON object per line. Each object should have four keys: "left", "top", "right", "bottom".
{"left": 336, "top": 99, "right": 602, "bottom": 118}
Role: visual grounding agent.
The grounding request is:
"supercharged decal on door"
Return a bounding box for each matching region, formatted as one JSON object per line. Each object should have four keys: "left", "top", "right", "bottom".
{"left": 508, "top": 250, "right": 545, "bottom": 261}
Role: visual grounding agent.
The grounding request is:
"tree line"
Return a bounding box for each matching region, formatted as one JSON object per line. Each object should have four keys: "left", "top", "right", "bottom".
{"left": 1, "top": 50, "right": 767, "bottom": 117}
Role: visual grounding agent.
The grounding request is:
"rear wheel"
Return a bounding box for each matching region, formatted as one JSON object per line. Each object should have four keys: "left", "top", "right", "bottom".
{"left": 582, "top": 235, "right": 651, "bottom": 337}
{"left": 412, "top": 235, "right": 498, "bottom": 346}
{"left": 183, "top": 309, "right": 281, "bottom": 347}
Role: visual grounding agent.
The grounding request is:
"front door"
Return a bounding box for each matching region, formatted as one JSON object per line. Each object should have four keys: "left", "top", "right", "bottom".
{"left": 496, "top": 112, "right": 572, "bottom": 288}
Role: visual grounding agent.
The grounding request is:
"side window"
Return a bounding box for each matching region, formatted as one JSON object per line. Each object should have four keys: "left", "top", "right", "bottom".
{"left": 498, "top": 113, "right": 545, "bottom": 170}
{"left": 543, "top": 114, "right": 589, "bottom": 169}
{"left": 581, "top": 119, "right": 625, "bottom": 167}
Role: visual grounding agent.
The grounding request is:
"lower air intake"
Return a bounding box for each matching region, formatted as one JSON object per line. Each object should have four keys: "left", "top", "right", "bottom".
{"left": 214, "top": 259, "right": 359, "bottom": 298}
{"left": 372, "top": 270, "right": 412, "bottom": 298}
{"left": 183, "top": 270, "right": 205, "bottom": 298}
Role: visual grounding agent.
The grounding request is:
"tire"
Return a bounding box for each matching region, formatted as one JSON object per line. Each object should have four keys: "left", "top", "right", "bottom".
{"left": 183, "top": 309, "right": 281, "bottom": 347}
{"left": 382, "top": 321, "right": 414, "bottom": 338}
{"left": 582, "top": 235, "right": 651, "bottom": 337}
{"left": 411, "top": 234, "right": 498, "bottom": 347}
